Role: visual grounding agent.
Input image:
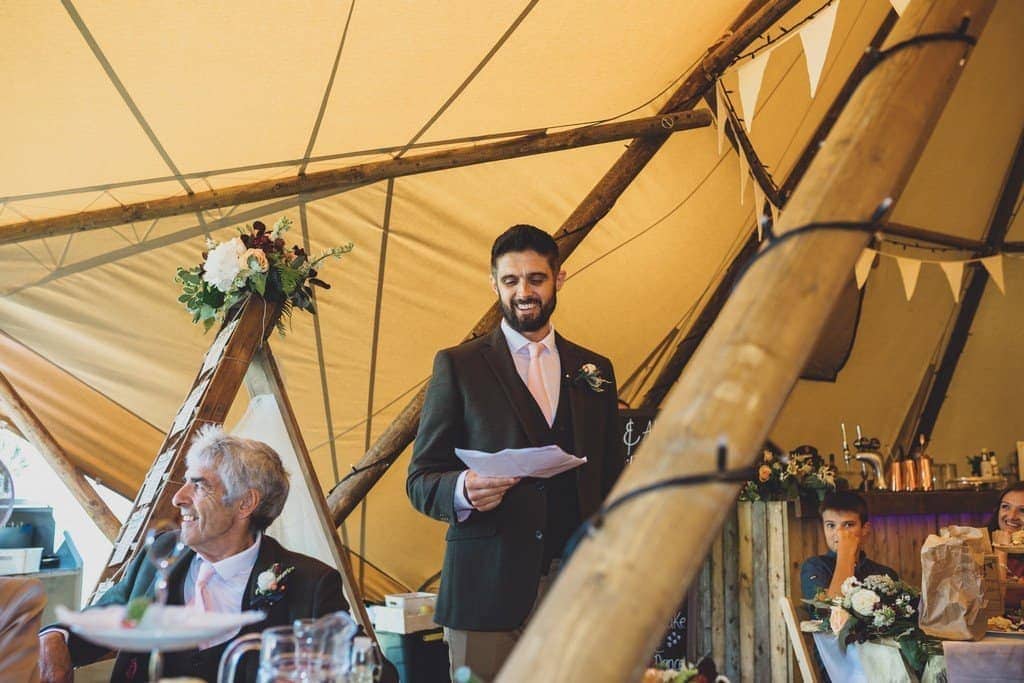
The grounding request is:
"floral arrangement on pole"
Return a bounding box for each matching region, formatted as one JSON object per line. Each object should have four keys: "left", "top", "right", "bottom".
{"left": 737, "top": 446, "right": 836, "bottom": 502}
{"left": 175, "top": 217, "right": 353, "bottom": 334}
{"left": 805, "top": 574, "right": 938, "bottom": 675}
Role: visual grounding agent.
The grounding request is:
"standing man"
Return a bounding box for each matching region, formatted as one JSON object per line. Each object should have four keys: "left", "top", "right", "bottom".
{"left": 407, "top": 224, "right": 624, "bottom": 679}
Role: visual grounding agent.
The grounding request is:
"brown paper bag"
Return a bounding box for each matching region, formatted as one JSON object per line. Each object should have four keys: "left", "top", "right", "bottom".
{"left": 918, "top": 526, "right": 1002, "bottom": 641}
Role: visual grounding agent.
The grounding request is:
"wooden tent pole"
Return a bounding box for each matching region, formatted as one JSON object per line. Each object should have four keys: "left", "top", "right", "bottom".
{"left": 497, "top": 2, "right": 994, "bottom": 681}
{"left": 0, "top": 370, "right": 121, "bottom": 541}
{"left": 903, "top": 127, "right": 1024, "bottom": 448}
{"left": 325, "top": 0, "right": 803, "bottom": 526}
{"left": 640, "top": 9, "right": 901, "bottom": 410}
{"left": 0, "top": 110, "right": 711, "bottom": 247}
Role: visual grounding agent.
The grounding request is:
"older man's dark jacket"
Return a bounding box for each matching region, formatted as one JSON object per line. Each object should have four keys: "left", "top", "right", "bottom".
{"left": 65, "top": 534, "right": 346, "bottom": 682}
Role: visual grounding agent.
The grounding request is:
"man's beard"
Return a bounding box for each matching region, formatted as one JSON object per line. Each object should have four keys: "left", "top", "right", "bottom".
{"left": 499, "top": 292, "right": 557, "bottom": 333}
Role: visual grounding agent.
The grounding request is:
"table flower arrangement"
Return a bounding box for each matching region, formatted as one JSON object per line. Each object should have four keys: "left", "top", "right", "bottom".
{"left": 805, "top": 574, "right": 939, "bottom": 675}
{"left": 738, "top": 446, "right": 836, "bottom": 502}
{"left": 175, "top": 216, "right": 353, "bottom": 334}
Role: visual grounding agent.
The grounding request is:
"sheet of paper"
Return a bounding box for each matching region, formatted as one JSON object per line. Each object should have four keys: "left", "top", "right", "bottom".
{"left": 454, "top": 445, "right": 586, "bottom": 479}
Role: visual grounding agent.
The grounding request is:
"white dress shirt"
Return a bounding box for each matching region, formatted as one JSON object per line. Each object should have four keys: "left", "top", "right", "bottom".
{"left": 184, "top": 533, "right": 262, "bottom": 647}
{"left": 453, "top": 320, "right": 562, "bottom": 520}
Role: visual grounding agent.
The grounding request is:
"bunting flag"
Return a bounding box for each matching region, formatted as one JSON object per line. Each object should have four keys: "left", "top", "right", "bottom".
{"left": 738, "top": 49, "right": 772, "bottom": 133}
{"left": 896, "top": 257, "right": 921, "bottom": 300}
{"left": 799, "top": 1, "right": 840, "bottom": 98}
{"left": 981, "top": 254, "right": 1006, "bottom": 293}
{"left": 855, "top": 249, "right": 875, "bottom": 289}
{"left": 889, "top": 0, "right": 911, "bottom": 15}
{"left": 739, "top": 152, "right": 750, "bottom": 205}
{"left": 939, "top": 261, "right": 964, "bottom": 303}
{"left": 716, "top": 80, "right": 728, "bottom": 155}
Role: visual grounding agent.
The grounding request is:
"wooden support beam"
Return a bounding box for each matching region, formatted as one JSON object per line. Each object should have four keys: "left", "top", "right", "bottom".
{"left": 497, "top": 3, "right": 994, "bottom": 681}
{"left": 0, "top": 370, "right": 121, "bottom": 541}
{"left": 0, "top": 110, "right": 711, "bottom": 247}
{"left": 325, "top": 0, "right": 804, "bottom": 527}
{"left": 910, "top": 126, "right": 1024, "bottom": 442}
{"left": 640, "top": 8, "right": 901, "bottom": 411}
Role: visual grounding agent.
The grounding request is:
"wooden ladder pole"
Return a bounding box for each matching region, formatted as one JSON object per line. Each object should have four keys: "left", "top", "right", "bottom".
{"left": 497, "top": 2, "right": 996, "bottom": 680}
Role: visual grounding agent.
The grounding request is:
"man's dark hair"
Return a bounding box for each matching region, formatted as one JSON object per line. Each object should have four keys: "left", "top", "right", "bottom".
{"left": 820, "top": 490, "right": 869, "bottom": 524}
{"left": 490, "top": 224, "right": 559, "bottom": 273}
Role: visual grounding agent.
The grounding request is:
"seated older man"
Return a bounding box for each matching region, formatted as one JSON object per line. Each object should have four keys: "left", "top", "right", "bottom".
{"left": 39, "top": 426, "right": 348, "bottom": 683}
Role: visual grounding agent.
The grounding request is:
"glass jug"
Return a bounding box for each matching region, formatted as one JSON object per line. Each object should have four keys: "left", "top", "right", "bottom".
{"left": 218, "top": 611, "right": 358, "bottom": 682}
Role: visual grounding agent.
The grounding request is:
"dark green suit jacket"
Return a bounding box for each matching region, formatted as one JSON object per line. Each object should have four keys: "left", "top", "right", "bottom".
{"left": 65, "top": 533, "right": 346, "bottom": 682}
{"left": 407, "top": 327, "right": 624, "bottom": 631}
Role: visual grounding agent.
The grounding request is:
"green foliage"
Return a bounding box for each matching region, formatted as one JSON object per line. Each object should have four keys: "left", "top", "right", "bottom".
{"left": 174, "top": 221, "right": 352, "bottom": 336}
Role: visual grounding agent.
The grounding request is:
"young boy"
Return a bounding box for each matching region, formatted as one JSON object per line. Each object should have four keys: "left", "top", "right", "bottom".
{"left": 800, "top": 490, "right": 899, "bottom": 601}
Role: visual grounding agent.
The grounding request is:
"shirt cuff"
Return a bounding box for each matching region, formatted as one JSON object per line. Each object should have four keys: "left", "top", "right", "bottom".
{"left": 39, "top": 627, "right": 69, "bottom": 643}
{"left": 453, "top": 470, "right": 473, "bottom": 522}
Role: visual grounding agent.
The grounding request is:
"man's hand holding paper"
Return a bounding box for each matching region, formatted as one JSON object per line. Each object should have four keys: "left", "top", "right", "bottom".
{"left": 455, "top": 445, "right": 587, "bottom": 478}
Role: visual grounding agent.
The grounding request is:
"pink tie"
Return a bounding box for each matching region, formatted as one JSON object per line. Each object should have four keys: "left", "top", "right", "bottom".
{"left": 191, "top": 561, "right": 215, "bottom": 612}
{"left": 527, "top": 342, "right": 552, "bottom": 425}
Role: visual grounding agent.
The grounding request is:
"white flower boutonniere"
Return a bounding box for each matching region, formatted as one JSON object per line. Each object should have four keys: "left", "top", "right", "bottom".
{"left": 575, "top": 362, "right": 611, "bottom": 393}
{"left": 253, "top": 563, "right": 294, "bottom": 608}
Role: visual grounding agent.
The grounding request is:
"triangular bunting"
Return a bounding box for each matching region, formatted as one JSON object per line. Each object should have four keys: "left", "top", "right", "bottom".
{"left": 939, "top": 261, "right": 964, "bottom": 303}
{"left": 855, "top": 249, "right": 875, "bottom": 289}
{"left": 981, "top": 255, "right": 1006, "bottom": 293}
{"left": 739, "top": 153, "right": 750, "bottom": 205}
{"left": 799, "top": 1, "right": 840, "bottom": 98}
{"left": 737, "top": 49, "right": 772, "bottom": 133}
{"left": 896, "top": 257, "right": 921, "bottom": 300}
{"left": 716, "top": 81, "right": 728, "bottom": 155}
{"left": 889, "top": 0, "right": 910, "bottom": 15}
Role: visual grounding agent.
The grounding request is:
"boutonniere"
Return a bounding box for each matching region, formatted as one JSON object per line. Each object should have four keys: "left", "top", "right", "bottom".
{"left": 574, "top": 362, "right": 611, "bottom": 393}
{"left": 253, "top": 563, "right": 294, "bottom": 608}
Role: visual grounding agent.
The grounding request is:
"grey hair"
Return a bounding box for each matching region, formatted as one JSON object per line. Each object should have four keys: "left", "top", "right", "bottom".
{"left": 184, "top": 425, "right": 290, "bottom": 531}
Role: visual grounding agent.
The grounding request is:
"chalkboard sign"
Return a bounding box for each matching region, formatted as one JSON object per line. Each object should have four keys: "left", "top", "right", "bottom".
{"left": 618, "top": 409, "right": 689, "bottom": 667}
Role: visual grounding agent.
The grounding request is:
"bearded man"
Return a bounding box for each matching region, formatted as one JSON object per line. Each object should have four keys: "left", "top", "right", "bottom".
{"left": 407, "top": 224, "right": 624, "bottom": 679}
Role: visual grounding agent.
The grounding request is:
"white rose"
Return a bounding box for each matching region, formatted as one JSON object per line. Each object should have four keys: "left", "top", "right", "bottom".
{"left": 256, "top": 569, "right": 275, "bottom": 592}
{"left": 850, "top": 588, "right": 880, "bottom": 615}
{"left": 203, "top": 237, "right": 245, "bottom": 291}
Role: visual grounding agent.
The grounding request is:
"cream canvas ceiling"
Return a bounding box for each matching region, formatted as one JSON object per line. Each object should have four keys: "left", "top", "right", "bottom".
{"left": 1, "top": 0, "right": 1022, "bottom": 597}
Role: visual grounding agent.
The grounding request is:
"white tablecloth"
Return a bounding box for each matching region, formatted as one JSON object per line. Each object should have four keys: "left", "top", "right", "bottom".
{"left": 813, "top": 634, "right": 949, "bottom": 683}
{"left": 943, "top": 637, "right": 1024, "bottom": 682}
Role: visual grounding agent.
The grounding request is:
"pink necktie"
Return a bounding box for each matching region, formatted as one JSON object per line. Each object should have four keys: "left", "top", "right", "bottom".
{"left": 527, "top": 342, "right": 552, "bottom": 425}
{"left": 191, "top": 561, "right": 215, "bottom": 612}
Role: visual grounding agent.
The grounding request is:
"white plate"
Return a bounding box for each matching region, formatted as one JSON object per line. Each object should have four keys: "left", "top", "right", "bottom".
{"left": 56, "top": 605, "right": 266, "bottom": 652}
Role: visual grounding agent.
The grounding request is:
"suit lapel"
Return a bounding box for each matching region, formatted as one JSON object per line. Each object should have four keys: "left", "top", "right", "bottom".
{"left": 557, "top": 334, "right": 603, "bottom": 515}
{"left": 480, "top": 327, "right": 550, "bottom": 446}
{"left": 242, "top": 534, "right": 279, "bottom": 611}
{"left": 164, "top": 548, "right": 196, "bottom": 606}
